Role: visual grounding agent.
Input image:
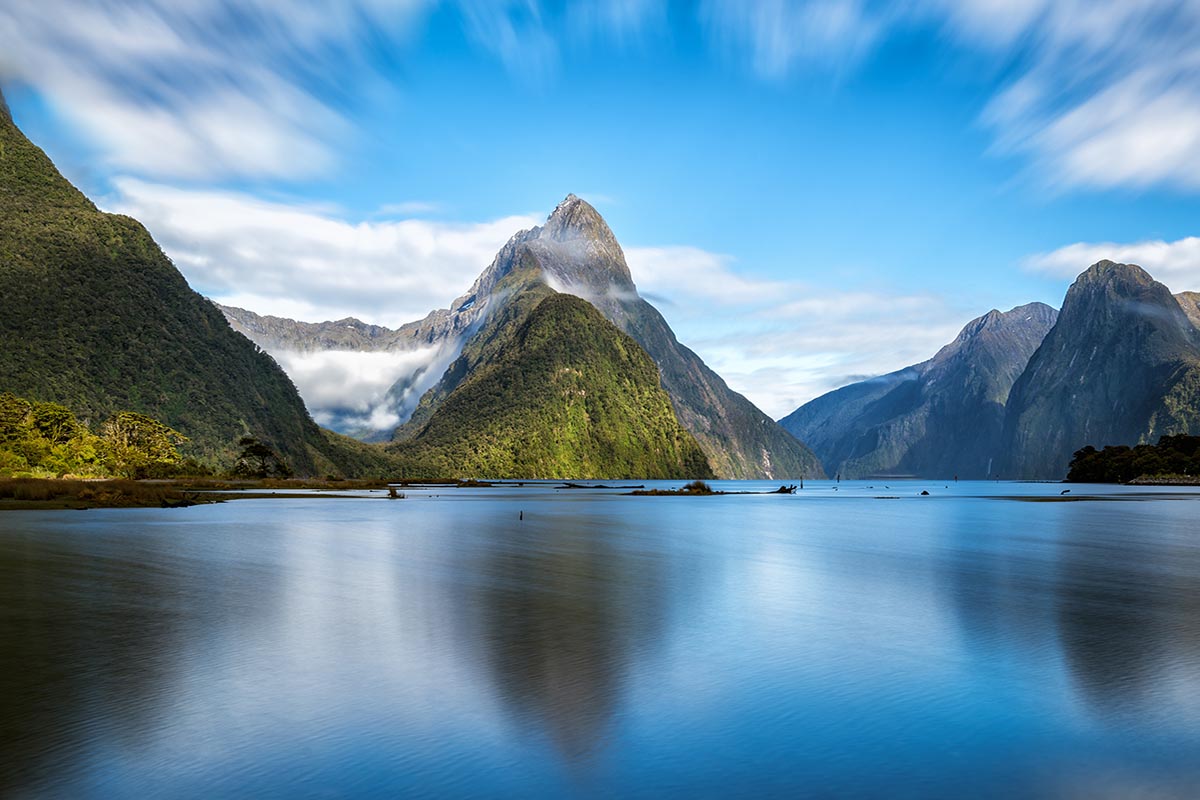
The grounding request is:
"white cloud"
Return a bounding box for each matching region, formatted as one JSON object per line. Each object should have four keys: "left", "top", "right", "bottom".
{"left": 626, "top": 246, "right": 792, "bottom": 305}
{"left": 274, "top": 349, "right": 441, "bottom": 432}
{"left": 1024, "top": 236, "right": 1200, "bottom": 292}
{"left": 957, "top": 0, "right": 1200, "bottom": 192}
{"left": 626, "top": 246, "right": 976, "bottom": 417}
{"left": 699, "top": 1, "right": 1200, "bottom": 193}
{"left": 0, "top": 0, "right": 432, "bottom": 180}
{"left": 107, "top": 178, "right": 540, "bottom": 327}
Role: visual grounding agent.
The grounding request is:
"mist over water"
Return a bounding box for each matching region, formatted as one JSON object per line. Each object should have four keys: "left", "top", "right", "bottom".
{"left": 2, "top": 482, "right": 1199, "bottom": 798}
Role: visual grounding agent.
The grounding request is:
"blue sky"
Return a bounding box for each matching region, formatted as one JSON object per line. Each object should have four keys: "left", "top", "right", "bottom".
{"left": 3, "top": 1, "right": 1199, "bottom": 416}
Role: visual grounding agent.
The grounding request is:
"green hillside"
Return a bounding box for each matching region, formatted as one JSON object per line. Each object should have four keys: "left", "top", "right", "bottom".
{"left": 0, "top": 90, "right": 378, "bottom": 476}
{"left": 392, "top": 291, "right": 713, "bottom": 480}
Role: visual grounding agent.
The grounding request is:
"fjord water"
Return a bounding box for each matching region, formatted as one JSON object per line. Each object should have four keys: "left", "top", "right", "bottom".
{"left": 2, "top": 483, "right": 1199, "bottom": 798}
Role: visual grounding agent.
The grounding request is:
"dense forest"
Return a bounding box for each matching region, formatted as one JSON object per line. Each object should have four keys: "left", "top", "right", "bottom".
{"left": 392, "top": 293, "right": 713, "bottom": 480}
{"left": 0, "top": 392, "right": 195, "bottom": 478}
{"left": 0, "top": 87, "right": 388, "bottom": 477}
{"left": 1066, "top": 434, "right": 1200, "bottom": 483}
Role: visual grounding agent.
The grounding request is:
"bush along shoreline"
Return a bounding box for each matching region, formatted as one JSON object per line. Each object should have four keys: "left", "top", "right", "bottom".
{"left": 1066, "top": 434, "right": 1200, "bottom": 484}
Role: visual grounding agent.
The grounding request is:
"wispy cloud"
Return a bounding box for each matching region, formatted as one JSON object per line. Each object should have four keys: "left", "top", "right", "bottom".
{"left": 0, "top": 0, "right": 432, "bottom": 180}
{"left": 6, "top": 1, "right": 1199, "bottom": 191}
{"left": 626, "top": 246, "right": 975, "bottom": 417}
{"left": 699, "top": 0, "right": 1200, "bottom": 193}
{"left": 968, "top": 1, "right": 1200, "bottom": 192}
{"left": 626, "top": 246, "right": 793, "bottom": 305}
{"left": 699, "top": 0, "right": 890, "bottom": 79}
{"left": 108, "top": 179, "right": 539, "bottom": 327}
{"left": 1024, "top": 236, "right": 1200, "bottom": 292}
{"left": 455, "top": 0, "right": 666, "bottom": 83}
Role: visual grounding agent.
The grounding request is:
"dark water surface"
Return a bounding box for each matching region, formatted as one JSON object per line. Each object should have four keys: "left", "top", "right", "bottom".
{"left": 2, "top": 480, "right": 1199, "bottom": 798}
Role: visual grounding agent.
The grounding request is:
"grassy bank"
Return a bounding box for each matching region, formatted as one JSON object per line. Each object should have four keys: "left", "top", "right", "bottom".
{"left": 0, "top": 476, "right": 514, "bottom": 509}
{"left": 0, "top": 478, "right": 200, "bottom": 509}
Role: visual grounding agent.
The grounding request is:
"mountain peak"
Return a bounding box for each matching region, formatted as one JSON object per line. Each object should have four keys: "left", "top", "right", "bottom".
{"left": 1074, "top": 260, "right": 1154, "bottom": 291}
{"left": 501, "top": 193, "right": 635, "bottom": 295}
{"left": 0, "top": 87, "right": 11, "bottom": 125}
{"left": 945, "top": 302, "right": 1057, "bottom": 351}
{"left": 541, "top": 193, "right": 615, "bottom": 245}
{"left": 1063, "top": 261, "right": 1184, "bottom": 325}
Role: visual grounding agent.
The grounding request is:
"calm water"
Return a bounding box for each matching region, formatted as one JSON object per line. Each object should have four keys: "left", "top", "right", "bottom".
{"left": 2, "top": 480, "right": 1199, "bottom": 798}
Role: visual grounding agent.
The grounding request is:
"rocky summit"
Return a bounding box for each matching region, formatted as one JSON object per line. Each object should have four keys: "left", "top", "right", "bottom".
{"left": 393, "top": 195, "right": 825, "bottom": 479}
{"left": 1001, "top": 261, "right": 1200, "bottom": 479}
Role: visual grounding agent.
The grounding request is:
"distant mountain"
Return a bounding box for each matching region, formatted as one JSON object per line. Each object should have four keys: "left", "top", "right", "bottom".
{"left": 390, "top": 285, "right": 712, "bottom": 480}
{"left": 219, "top": 304, "right": 474, "bottom": 438}
{"left": 392, "top": 195, "right": 824, "bottom": 479}
{"left": 0, "top": 87, "right": 381, "bottom": 476}
{"left": 221, "top": 307, "right": 409, "bottom": 353}
{"left": 1001, "top": 261, "right": 1200, "bottom": 478}
{"left": 780, "top": 303, "right": 1058, "bottom": 478}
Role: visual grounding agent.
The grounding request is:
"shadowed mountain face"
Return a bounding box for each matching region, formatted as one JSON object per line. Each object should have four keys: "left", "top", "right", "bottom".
{"left": 0, "top": 89, "right": 378, "bottom": 475}
{"left": 780, "top": 303, "right": 1058, "bottom": 479}
{"left": 396, "top": 196, "right": 824, "bottom": 479}
{"left": 1001, "top": 261, "right": 1200, "bottom": 479}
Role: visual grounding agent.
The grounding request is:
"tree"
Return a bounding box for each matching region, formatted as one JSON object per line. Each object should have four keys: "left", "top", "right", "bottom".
{"left": 232, "top": 436, "right": 292, "bottom": 478}
{"left": 102, "top": 411, "right": 188, "bottom": 478}
{"left": 0, "top": 392, "right": 32, "bottom": 443}
{"left": 30, "top": 401, "right": 81, "bottom": 444}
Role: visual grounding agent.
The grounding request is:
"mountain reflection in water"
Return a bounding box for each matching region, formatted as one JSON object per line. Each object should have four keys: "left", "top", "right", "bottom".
{"left": 0, "top": 482, "right": 1198, "bottom": 798}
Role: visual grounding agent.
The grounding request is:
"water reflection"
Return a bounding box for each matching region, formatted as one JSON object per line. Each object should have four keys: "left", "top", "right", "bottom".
{"left": 1, "top": 489, "right": 1199, "bottom": 797}
{"left": 458, "top": 514, "right": 671, "bottom": 764}
{"left": 0, "top": 532, "right": 183, "bottom": 795}
{"left": 1055, "top": 522, "right": 1200, "bottom": 719}
{"left": 939, "top": 502, "right": 1200, "bottom": 725}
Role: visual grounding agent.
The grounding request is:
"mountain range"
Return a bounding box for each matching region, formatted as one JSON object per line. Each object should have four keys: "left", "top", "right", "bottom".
{"left": 5, "top": 80, "right": 1200, "bottom": 482}
{"left": 1001, "top": 262, "right": 1200, "bottom": 478}
{"left": 785, "top": 262, "right": 1200, "bottom": 479}
{"left": 780, "top": 302, "right": 1058, "bottom": 479}
{"left": 0, "top": 88, "right": 789, "bottom": 479}
{"left": 227, "top": 195, "right": 825, "bottom": 479}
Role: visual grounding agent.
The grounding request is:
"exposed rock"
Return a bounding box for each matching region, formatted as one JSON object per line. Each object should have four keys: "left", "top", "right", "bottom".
{"left": 1176, "top": 291, "right": 1200, "bottom": 330}
{"left": 780, "top": 302, "right": 1058, "bottom": 479}
{"left": 1002, "top": 261, "right": 1200, "bottom": 478}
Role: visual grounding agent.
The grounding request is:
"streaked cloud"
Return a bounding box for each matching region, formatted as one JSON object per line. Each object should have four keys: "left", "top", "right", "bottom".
{"left": 700, "top": 0, "right": 890, "bottom": 79}
{"left": 0, "top": 0, "right": 430, "bottom": 180}
{"left": 107, "top": 178, "right": 539, "bottom": 327}
{"left": 5, "top": 1, "right": 1199, "bottom": 192}
{"left": 1024, "top": 236, "right": 1200, "bottom": 292}
{"left": 970, "top": 1, "right": 1200, "bottom": 192}
{"left": 700, "top": 0, "right": 1200, "bottom": 193}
